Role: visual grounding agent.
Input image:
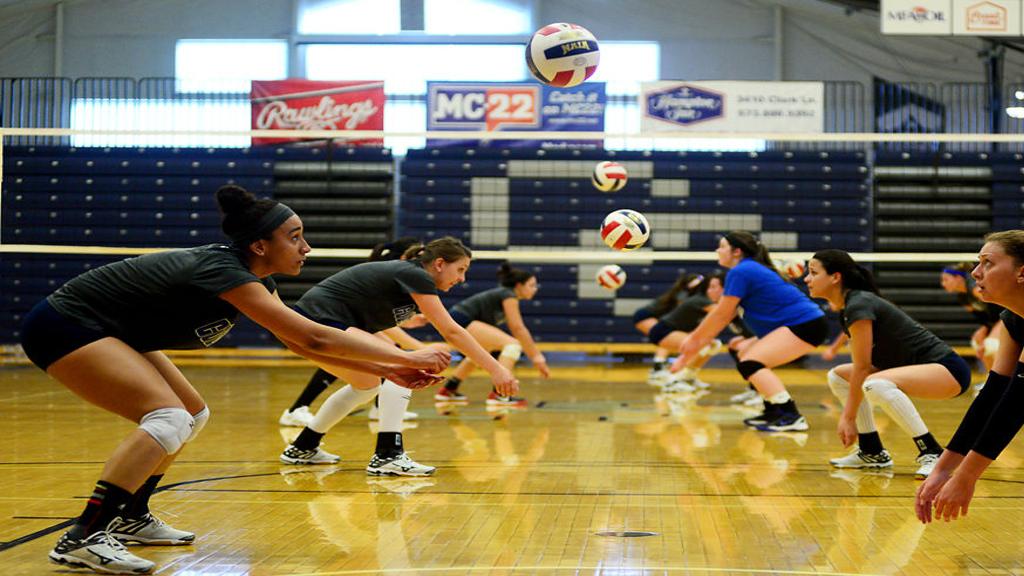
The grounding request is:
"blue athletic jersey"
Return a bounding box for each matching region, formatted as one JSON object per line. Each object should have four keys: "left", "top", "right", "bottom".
{"left": 723, "top": 258, "right": 824, "bottom": 337}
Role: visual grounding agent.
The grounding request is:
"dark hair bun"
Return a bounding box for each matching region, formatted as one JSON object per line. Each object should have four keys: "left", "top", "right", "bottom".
{"left": 216, "top": 185, "right": 255, "bottom": 215}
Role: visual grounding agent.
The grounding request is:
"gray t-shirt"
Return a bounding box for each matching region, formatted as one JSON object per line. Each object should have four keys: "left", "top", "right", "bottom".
{"left": 296, "top": 259, "right": 438, "bottom": 333}
{"left": 48, "top": 244, "right": 275, "bottom": 351}
{"left": 660, "top": 294, "right": 711, "bottom": 332}
{"left": 840, "top": 289, "right": 951, "bottom": 369}
{"left": 452, "top": 286, "right": 517, "bottom": 326}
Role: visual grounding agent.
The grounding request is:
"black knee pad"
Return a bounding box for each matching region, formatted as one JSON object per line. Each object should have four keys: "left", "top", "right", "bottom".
{"left": 728, "top": 348, "right": 740, "bottom": 363}
{"left": 737, "top": 359, "right": 766, "bottom": 380}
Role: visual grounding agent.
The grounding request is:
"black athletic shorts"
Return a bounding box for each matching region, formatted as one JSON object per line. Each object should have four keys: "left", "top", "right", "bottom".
{"left": 787, "top": 316, "right": 830, "bottom": 347}
{"left": 632, "top": 305, "right": 657, "bottom": 324}
{"left": 936, "top": 351, "right": 973, "bottom": 396}
{"left": 449, "top": 309, "right": 473, "bottom": 328}
{"left": 648, "top": 320, "right": 676, "bottom": 345}
{"left": 21, "top": 299, "right": 109, "bottom": 371}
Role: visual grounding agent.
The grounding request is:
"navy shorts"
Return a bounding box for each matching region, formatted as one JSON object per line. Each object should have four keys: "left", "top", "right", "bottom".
{"left": 936, "top": 351, "right": 973, "bottom": 396}
{"left": 293, "top": 305, "right": 350, "bottom": 331}
{"left": 449, "top": 309, "right": 473, "bottom": 328}
{"left": 648, "top": 320, "right": 676, "bottom": 345}
{"left": 632, "top": 306, "right": 657, "bottom": 324}
{"left": 787, "top": 316, "right": 830, "bottom": 347}
{"left": 21, "top": 299, "right": 109, "bottom": 371}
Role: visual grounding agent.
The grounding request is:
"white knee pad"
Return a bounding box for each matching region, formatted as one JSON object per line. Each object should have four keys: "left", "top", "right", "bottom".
{"left": 139, "top": 407, "right": 194, "bottom": 454}
{"left": 186, "top": 406, "right": 210, "bottom": 443}
{"left": 984, "top": 337, "right": 1000, "bottom": 358}
{"left": 499, "top": 343, "right": 523, "bottom": 363}
{"left": 826, "top": 368, "right": 849, "bottom": 398}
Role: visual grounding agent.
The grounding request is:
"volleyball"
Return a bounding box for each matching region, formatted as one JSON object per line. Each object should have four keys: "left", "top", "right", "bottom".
{"left": 600, "top": 209, "right": 650, "bottom": 251}
{"left": 596, "top": 264, "right": 627, "bottom": 291}
{"left": 592, "top": 161, "right": 627, "bottom": 192}
{"left": 778, "top": 259, "right": 806, "bottom": 280}
{"left": 525, "top": 23, "right": 600, "bottom": 88}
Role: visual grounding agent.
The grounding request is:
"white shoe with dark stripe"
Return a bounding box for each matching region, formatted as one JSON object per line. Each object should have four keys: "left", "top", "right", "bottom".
{"left": 110, "top": 514, "right": 195, "bottom": 545}
{"left": 366, "top": 453, "right": 436, "bottom": 476}
{"left": 829, "top": 449, "right": 894, "bottom": 469}
{"left": 49, "top": 521, "right": 155, "bottom": 574}
{"left": 280, "top": 444, "right": 341, "bottom": 465}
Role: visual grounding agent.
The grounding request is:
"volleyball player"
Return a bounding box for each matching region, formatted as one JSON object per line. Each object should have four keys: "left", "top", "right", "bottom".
{"left": 279, "top": 236, "right": 423, "bottom": 427}
{"left": 805, "top": 249, "right": 971, "bottom": 478}
{"left": 916, "top": 231, "right": 1024, "bottom": 523}
{"left": 434, "top": 262, "right": 550, "bottom": 406}
{"left": 941, "top": 262, "right": 1006, "bottom": 376}
{"left": 671, "top": 231, "right": 828, "bottom": 432}
{"left": 631, "top": 273, "right": 704, "bottom": 385}
{"left": 279, "top": 237, "right": 518, "bottom": 475}
{"left": 647, "top": 272, "right": 755, "bottom": 393}
{"left": 21, "top": 186, "right": 449, "bottom": 575}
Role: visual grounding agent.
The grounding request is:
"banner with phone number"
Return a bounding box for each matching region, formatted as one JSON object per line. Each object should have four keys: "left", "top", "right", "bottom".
{"left": 426, "top": 81, "right": 605, "bottom": 147}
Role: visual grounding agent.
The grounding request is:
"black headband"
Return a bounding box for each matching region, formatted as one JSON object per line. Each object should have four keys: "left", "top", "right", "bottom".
{"left": 230, "top": 202, "right": 296, "bottom": 246}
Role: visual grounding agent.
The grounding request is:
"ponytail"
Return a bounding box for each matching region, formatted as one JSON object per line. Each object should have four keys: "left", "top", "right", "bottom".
{"left": 370, "top": 236, "right": 421, "bottom": 262}
{"left": 813, "top": 249, "right": 880, "bottom": 294}
{"left": 651, "top": 272, "right": 701, "bottom": 315}
{"left": 497, "top": 262, "right": 533, "bottom": 288}
{"left": 408, "top": 236, "right": 472, "bottom": 266}
{"left": 723, "top": 231, "right": 784, "bottom": 279}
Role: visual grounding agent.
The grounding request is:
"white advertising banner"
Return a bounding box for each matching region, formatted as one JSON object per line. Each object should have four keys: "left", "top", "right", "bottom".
{"left": 953, "top": 0, "right": 1021, "bottom": 35}
{"left": 640, "top": 81, "right": 824, "bottom": 133}
{"left": 881, "top": 0, "right": 953, "bottom": 34}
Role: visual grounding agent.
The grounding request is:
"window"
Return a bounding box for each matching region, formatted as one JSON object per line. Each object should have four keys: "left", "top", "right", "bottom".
{"left": 424, "top": 0, "right": 532, "bottom": 35}
{"left": 298, "top": 0, "right": 401, "bottom": 34}
{"left": 303, "top": 43, "right": 526, "bottom": 94}
{"left": 175, "top": 40, "right": 288, "bottom": 93}
{"left": 71, "top": 99, "right": 250, "bottom": 147}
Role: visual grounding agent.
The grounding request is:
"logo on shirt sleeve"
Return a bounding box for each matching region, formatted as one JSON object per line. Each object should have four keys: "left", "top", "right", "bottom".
{"left": 195, "top": 319, "right": 234, "bottom": 347}
{"left": 392, "top": 305, "right": 417, "bottom": 325}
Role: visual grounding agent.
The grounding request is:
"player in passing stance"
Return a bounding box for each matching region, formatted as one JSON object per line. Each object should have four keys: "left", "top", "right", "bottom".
{"left": 805, "top": 250, "right": 971, "bottom": 478}
{"left": 916, "top": 230, "right": 1024, "bottom": 523}
{"left": 672, "top": 231, "right": 828, "bottom": 432}
{"left": 20, "top": 186, "right": 448, "bottom": 575}
{"left": 940, "top": 262, "right": 1006, "bottom": 380}
{"left": 434, "top": 262, "right": 550, "bottom": 406}
{"left": 279, "top": 236, "right": 423, "bottom": 427}
{"left": 280, "top": 237, "right": 518, "bottom": 476}
{"left": 631, "top": 273, "right": 704, "bottom": 385}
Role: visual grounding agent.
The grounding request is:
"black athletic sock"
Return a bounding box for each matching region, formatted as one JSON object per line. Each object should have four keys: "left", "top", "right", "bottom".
{"left": 123, "top": 474, "right": 163, "bottom": 519}
{"left": 376, "top": 431, "right": 404, "bottom": 458}
{"left": 289, "top": 369, "right": 336, "bottom": 412}
{"left": 914, "top": 432, "right": 943, "bottom": 455}
{"left": 652, "top": 360, "right": 666, "bottom": 371}
{"left": 293, "top": 427, "right": 326, "bottom": 451}
{"left": 68, "top": 480, "right": 132, "bottom": 539}
{"left": 444, "top": 376, "right": 463, "bottom": 392}
{"left": 858, "top": 432, "right": 885, "bottom": 454}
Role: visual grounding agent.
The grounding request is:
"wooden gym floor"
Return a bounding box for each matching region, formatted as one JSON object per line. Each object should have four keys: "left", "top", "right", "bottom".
{"left": 0, "top": 362, "right": 1022, "bottom": 576}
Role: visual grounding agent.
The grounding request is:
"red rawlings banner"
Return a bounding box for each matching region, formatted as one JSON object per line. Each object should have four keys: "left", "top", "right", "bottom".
{"left": 250, "top": 80, "right": 385, "bottom": 145}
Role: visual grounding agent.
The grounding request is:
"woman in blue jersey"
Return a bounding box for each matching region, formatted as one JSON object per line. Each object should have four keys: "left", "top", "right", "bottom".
{"left": 672, "top": 231, "right": 828, "bottom": 432}
{"left": 917, "top": 230, "right": 1024, "bottom": 523}
{"left": 434, "top": 262, "right": 549, "bottom": 406}
{"left": 279, "top": 237, "right": 519, "bottom": 476}
{"left": 19, "top": 186, "right": 449, "bottom": 576}
{"left": 805, "top": 250, "right": 971, "bottom": 478}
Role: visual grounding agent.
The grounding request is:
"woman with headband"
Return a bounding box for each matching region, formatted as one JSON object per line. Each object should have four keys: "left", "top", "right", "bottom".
{"left": 22, "top": 185, "right": 449, "bottom": 575}
{"left": 941, "top": 262, "right": 1006, "bottom": 380}
{"left": 671, "top": 231, "right": 828, "bottom": 432}
{"left": 631, "top": 272, "right": 706, "bottom": 385}
{"left": 806, "top": 250, "right": 971, "bottom": 478}
{"left": 916, "top": 231, "right": 1024, "bottom": 523}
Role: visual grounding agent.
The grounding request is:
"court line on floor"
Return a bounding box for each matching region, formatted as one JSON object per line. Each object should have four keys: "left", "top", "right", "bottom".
{"left": 279, "top": 564, "right": 887, "bottom": 576}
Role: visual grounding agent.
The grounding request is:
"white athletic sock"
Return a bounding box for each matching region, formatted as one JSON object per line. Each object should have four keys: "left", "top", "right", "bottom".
{"left": 679, "top": 367, "right": 698, "bottom": 381}
{"left": 378, "top": 379, "right": 412, "bottom": 433}
{"left": 826, "top": 369, "right": 877, "bottom": 433}
{"left": 862, "top": 378, "right": 929, "bottom": 437}
{"left": 767, "top": 391, "right": 792, "bottom": 405}
{"left": 308, "top": 384, "right": 379, "bottom": 434}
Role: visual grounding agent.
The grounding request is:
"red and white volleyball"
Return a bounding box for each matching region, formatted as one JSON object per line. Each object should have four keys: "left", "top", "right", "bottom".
{"left": 596, "top": 264, "right": 627, "bottom": 291}
{"left": 600, "top": 209, "right": 650, "bottom": 251}
{"left": 592, "top": 161, "right": 627, "bottom": 192}
{"left": 526, "top": 23, "right": 600, "bottom": 88}
{"left": 779, "top": 259, "right": 806, "bottom": 280}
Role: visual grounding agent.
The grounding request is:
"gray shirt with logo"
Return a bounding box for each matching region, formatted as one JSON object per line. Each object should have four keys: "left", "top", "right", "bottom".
{"left": 47, "top": 244, "right": 275, "bottom": 351}
{"left": 840, "top": 289, "right": 951, "bottom": 369}
{"left": 452, "top": 286, "right": 517, "bottom": 326}
{"left": 295, "top": 259, "right": 438, "bottom": 333}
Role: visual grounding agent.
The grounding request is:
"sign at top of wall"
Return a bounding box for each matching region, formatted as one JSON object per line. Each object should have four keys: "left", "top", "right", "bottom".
{"left": 952, "top": 0, "right": 1021, "bottom": 35}
{"left": 881, "top": 0, "right": 953, "bottom": 34}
